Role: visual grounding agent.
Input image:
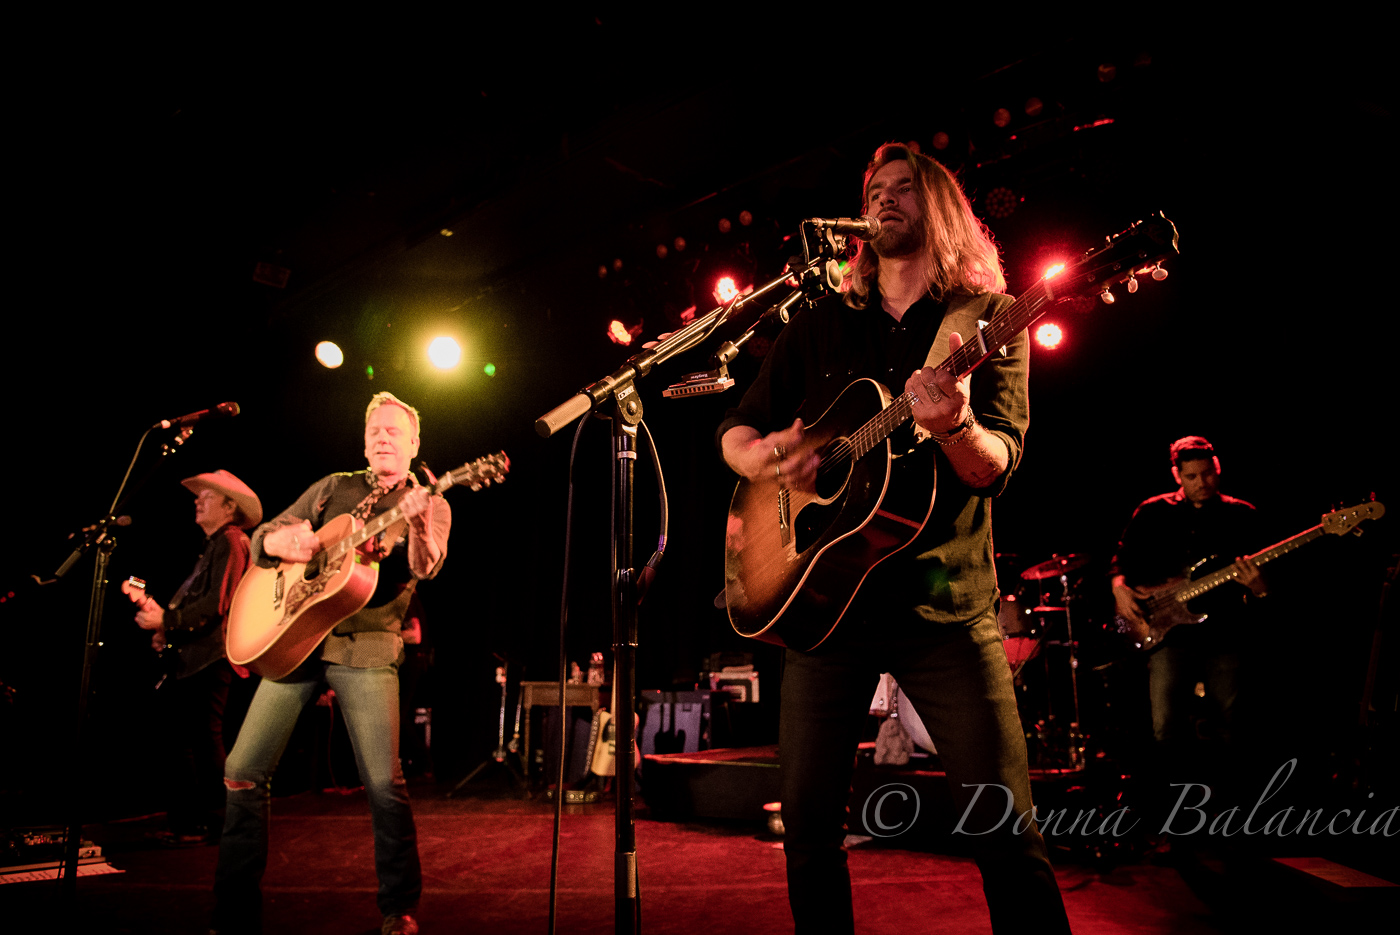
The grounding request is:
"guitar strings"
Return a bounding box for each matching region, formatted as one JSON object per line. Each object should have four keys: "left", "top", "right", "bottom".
{"left": 809, "top": 286, "right": 1044, "bottom": 477}
{"left": 1140, "top": 527, "right": 1325, "bottom": 613}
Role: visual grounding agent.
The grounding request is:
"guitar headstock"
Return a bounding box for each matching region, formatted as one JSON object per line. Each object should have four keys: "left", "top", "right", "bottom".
{"left": 1322, "top": 501, "right": 1385, "bottom": 535}
{"left": 121, "top": 576, "right": 148, "bottom": 603}
{"left": 439, "top": 451, "right": 511, "bottom": 493}
{"left": 1047, "top": 211, "right": 1180, "bottom": 305}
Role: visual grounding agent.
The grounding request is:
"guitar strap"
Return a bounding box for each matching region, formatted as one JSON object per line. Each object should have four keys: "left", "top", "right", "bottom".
{"left": 330, "top": 477, "right": 419, "bottom": 636}
{"left": 913, "top": 291, "right": 1013, "bottom": 443}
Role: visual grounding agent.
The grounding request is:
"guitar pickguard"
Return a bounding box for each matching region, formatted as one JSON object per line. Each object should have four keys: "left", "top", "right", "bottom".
{"left": 282, "top": 572, "right": 333, "bottom": 623}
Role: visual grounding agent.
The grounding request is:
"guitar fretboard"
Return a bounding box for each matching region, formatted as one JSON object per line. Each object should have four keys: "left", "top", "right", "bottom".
{"left": 1164, "top": 526, "right": 1326, "bottom": 606}
{"left": 824, "top": 281, "right": 1054, "bottom": 469}
{"left": 313, "top": 460, "right": 501, "bottom": 568}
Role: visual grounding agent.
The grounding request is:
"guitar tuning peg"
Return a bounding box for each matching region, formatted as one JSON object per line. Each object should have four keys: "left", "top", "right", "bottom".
{"left": 1099, "top": 287, "right": 1115, "bottom": 304}
{"left": 1126, "top": 273, "right": 1138, "bottom": 293}
{"left": 1151, "top": 263, "right": 1168, "bottom": 281}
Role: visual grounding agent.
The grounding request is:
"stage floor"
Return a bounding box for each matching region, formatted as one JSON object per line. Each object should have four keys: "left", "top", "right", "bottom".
{"left": 2, "top": 776, "right": 1379, "bottom": 934}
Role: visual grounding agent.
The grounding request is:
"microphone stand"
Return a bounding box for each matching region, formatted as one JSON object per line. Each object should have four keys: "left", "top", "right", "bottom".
{"left": 534, "top": 223, "right": 848, "bottom": 935}
{"left": 51, "top": 425, "right": 194, "bottom": 892}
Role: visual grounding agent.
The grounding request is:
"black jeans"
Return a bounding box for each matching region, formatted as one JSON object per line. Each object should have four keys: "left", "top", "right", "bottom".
{"left": 779, "top": 610, "right": 1071, "bottom": 934}
{"left": 165, "top": 660, "right": 232, "bottom": 835}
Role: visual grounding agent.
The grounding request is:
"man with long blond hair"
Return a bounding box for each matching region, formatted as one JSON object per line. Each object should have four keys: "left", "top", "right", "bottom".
{"left": 719, "top": 144, "right": 1070, "bottom": 932}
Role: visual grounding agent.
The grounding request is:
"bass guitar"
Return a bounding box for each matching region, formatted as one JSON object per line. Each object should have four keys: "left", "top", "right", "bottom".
{"left": 227, "top": 453, "right": 509, "bottom": 679}
{"left": 725, "top": 213, "right": 1179, "bottom": 651}
{"left": 1115, "top": 500, "right": 1385, "bottom": 651}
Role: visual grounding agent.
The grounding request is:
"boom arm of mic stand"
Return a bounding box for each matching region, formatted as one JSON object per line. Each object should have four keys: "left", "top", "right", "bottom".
{"left": 533, "top": 253, "right": 832, "bottom": 438}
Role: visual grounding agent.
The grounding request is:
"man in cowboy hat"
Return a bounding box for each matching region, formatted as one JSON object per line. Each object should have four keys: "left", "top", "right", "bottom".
{"left": 132, "top": 468, "right": 262, "bottom": 846}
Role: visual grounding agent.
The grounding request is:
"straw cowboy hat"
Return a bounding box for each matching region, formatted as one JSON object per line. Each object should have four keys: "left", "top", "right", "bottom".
{"left": 181, "top": 469, "right": 263, "bottom": 529}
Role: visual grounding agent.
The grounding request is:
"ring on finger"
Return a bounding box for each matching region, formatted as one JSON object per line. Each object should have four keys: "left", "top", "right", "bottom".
{"left": 921, "top": 382, "right": 942, "bottom": 402}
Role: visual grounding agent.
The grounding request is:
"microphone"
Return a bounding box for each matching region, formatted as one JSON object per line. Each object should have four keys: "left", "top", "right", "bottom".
{"left": 154, "top": 401, "right": 240, "bottom": 429}
{"left": 807, "top": 215, "right": 882, "bottom": 241}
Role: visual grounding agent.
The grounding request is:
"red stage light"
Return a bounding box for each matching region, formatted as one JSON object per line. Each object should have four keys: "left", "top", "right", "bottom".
{"left": 1035, "top": 323, "right": 1063, "bottom": 349}
{"left": 608, "top": 320, "right": 637, "bottom": 345}
{"left": 715, "top": 276, "right": 739, "bottom": 303}
{"left": 1043, "top": 263, "right": 1066, "bottom": 280}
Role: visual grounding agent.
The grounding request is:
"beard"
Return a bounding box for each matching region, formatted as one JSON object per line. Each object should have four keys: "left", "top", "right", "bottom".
{"left": 871, "top": 221, "right": 923, "bottom": 258}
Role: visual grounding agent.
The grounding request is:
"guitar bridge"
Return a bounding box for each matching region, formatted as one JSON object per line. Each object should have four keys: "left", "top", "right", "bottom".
{"left": 778, "top": 487, "right": 791, "bottom": 547}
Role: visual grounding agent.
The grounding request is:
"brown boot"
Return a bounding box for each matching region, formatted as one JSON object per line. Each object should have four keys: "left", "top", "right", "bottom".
{"left": 382, "top": 914, "right": 419, "bottom": 935}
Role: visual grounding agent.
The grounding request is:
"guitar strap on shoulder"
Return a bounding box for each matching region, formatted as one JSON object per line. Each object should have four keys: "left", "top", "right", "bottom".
{"left": 913, "top": 291, "right": 1012, "bottom": 444}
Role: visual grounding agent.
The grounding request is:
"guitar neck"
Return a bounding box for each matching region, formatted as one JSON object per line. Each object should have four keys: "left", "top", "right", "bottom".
{"left": 1171, "top": 524, "right": 1327, "bottom": 603}
{"left": 321, "top": 484, "right": 442, "bottom": 565}
{"left": 844, "top": 284, "right": 1052, "bottom": 460}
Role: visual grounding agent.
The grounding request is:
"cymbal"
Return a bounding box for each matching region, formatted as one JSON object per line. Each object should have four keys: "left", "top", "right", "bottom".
{"left": 1021, "top": 554, "right": 1089, "bottom": 581}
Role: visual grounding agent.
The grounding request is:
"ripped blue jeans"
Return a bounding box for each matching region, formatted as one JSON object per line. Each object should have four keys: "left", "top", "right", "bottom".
{"left": 212, "top": 662, "right": 419, "bottom": 932}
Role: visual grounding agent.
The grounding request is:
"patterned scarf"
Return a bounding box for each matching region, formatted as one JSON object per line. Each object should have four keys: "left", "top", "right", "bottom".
{"left": 351, "top": 473, "right": 418, "bottom": 558}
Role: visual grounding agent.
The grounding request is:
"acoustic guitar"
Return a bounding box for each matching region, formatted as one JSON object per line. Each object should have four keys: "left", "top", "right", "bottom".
{"left": 227, "top": 453, "right": 509, "bottom": 679}
{"left": 1115, "top": 500, "right": 1385, "bottom": 651}
{"left": 725, "top": 213, "right": 1179, "bottom": 651}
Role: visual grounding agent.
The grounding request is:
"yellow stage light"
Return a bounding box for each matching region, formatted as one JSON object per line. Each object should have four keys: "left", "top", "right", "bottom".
{"left": 428, "top": 336, "right": 462, "bottom": 370}
{"left": 315, "top": 341, "right": 344, "bottom": 369}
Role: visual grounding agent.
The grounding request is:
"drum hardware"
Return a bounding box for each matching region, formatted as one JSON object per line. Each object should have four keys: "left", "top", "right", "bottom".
{"left": 1007, "top": 554, "right": 1089, "bottom": 769}
{"left": 1020, "top": 553, "right": 1090, "bottom": 581}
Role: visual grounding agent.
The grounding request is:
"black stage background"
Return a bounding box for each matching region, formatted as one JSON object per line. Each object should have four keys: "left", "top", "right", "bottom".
{"left": 3, "top": 22, "right": 1394, "bottom": 864}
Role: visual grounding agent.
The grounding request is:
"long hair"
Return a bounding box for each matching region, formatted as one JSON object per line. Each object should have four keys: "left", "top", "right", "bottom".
{"left": 844, "top": 143, "right": 1005, "bottom": 307}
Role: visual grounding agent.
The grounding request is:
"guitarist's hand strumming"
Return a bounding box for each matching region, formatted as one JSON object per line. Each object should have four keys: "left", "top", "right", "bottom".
{"left": 723, "top": 418, "right": 821, "bottom": 493}
{"left": 263, "top": 520, "right": 321, "bottom": 563}
{"left": 1111, "top": 580, "right": 1151, "bottom": 641}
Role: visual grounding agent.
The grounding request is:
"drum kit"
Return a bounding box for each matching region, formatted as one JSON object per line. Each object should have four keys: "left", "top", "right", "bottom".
{"left": 998, "top": 552, "right": 1091, "bottom": 768}
{"left": 871, "top": 551, "right": 1094, "bottom": 769}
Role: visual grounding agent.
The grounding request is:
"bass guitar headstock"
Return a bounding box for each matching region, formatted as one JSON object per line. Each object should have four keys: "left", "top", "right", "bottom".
{"left": 1322, "top": 501, "right": 1385, "bottom": 536}
{"left": 439, "top": 451, "right": 511, "bottom": 493}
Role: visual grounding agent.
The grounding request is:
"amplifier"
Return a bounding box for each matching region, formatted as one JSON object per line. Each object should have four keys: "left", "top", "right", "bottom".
{"left": 638, "top": 690, "right": 730, "bottom": 755}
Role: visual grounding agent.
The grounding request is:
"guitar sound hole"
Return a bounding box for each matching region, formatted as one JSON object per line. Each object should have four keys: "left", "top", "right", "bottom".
{"left": 795, "top": 449, "right": 852, "bottom": 555}
{"left": 814, "top": 443, "right": 852, "bottom": 501}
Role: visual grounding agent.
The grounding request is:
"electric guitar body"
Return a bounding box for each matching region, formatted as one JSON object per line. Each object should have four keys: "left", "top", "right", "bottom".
{"left": 1116, "top": 500, "right": 1385, "bottom": 651}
